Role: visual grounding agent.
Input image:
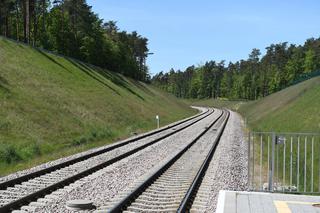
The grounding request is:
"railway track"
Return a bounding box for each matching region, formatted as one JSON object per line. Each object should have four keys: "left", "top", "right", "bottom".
{"left": 0, "top": 108, "right": 214, "bottom": 212}
{"left": 102, "top": 109, "right": 230, "bottom": 213}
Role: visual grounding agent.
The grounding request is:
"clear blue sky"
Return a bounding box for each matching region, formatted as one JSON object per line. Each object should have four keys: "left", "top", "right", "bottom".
{"left": 87, "top": 0, "right": 320, "bottom": 75}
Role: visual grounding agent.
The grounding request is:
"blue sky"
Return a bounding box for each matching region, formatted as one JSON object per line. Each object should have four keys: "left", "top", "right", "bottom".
{"left": 87, "top": 0, "right": 320, "bottom": 75}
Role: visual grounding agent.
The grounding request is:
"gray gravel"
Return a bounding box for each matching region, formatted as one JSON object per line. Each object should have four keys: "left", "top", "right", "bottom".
{"left": 35, "top": 109, "right": 221, "bottom": 212}
{"left": 191, "top": 110, "right": 248, "bottom": 212}
{"left": 108, "top": 111, "right": 228, "bottom": 212}
{"left": 6, "top": 108, "right": 248, "bottom": 213}
{"left": 0, "top": 109, "right": 211, "bottom": 208}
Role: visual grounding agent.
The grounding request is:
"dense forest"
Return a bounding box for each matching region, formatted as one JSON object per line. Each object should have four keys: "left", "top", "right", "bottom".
{"left": 152, "top": 38, "right": 320, "bottom": 100}
{"left": 0, "top": 0, "right": 151, "bottom": 81}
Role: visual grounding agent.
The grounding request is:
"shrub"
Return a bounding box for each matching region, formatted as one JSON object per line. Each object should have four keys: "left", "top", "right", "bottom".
{"left": 19, "top": 142, "right": 41, "bottom": 159}
{"left": 0, "top": 144, "right": 21, "bottom": 164}
{"left": 71, "top": 128, "right": 114, "bottom": 147}
{"left": 91, "top": 131, "right": 97, "bottom": 138}
{"left": 71, "top": 136, "right": 88, "bottom": 146}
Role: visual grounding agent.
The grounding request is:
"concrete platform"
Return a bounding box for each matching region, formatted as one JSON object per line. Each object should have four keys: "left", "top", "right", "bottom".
{"left": 216, "top": 190, "right": 320, "bottom": 213}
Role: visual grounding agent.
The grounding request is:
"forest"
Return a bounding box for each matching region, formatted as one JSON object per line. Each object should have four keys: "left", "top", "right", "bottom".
{"left": 152, "top": 38, "right": 320, "bottom": 100}
{"left": 1, "top": 1, "right": 319, "bottom": 98}
{"left": 0, "top": 0, "right": 151, "bottom": 81}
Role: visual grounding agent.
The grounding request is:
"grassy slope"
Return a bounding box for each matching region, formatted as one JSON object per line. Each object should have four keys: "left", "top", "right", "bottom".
{"left": 0, "top": 38, "right": 196, "bottom": 175}
{"left": 238, "top": 76, "right": 320, "bottom": 132}
{"left": 238, "top": 77, "right": 320, "bottom": 192}
{"left": 188, "top": 77, "right": 320, "bottom": 191}
{"left": 188, "top": 76, "right": 320, "bottom": 132}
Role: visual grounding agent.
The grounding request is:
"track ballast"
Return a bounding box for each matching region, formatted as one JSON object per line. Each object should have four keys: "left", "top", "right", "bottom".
{"left": 101, "top": 109, "right": 230, "bottom": 213}
{"left": 0, "top": 108, "right": 213, "bottom": 212}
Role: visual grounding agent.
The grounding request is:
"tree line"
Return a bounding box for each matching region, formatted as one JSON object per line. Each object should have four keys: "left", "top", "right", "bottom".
{"left": 152, "top": 38, "right": 320, "bottom": 100}
{"left": 0, "top": 0, "right": 150, "bottom": 81}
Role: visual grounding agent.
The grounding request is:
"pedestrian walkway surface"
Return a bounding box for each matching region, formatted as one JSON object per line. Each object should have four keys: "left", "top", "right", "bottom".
{"left": 216, "top": 190, "right": 320, "bottom": 213}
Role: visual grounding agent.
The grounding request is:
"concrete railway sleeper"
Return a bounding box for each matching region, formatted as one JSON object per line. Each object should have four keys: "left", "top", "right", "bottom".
{"left": 0, "top": 108, "right": 214, "bottom": 212}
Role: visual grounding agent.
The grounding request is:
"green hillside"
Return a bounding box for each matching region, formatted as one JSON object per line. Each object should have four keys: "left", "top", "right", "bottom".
{"left": 238, "top": 76, "right": 320, "bottom": 132}
{"left": 188, "top": 76, "right": 320, "bottom": 133}
{"left": 0, "top": 38, "right": 196, "bottom": 175}
{"left": 188, "top": 73, "right": 320, "bottom": 192}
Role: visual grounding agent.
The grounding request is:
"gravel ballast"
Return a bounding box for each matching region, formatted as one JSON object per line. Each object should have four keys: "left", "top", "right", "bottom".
{"left": 103, "top": 111, "right": 228, "bottom": 212}
{"left": 33, "top": 109, "right": 221, "bottom": 212}
{"left": 191, "top": 110, "right": 248, "bottom": 212}
{"left": 5, "top": 108, "right": 248, "bottom": 213}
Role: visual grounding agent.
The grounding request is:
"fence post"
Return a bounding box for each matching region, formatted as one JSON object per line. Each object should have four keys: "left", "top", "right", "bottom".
{"left": 269, "top": 132, "right": 276, "bottom": 192}
{"left": 248, "top": 131, "right": 251, "bottom": 190}
{"left": 260, "top": 134, "right": 263, "bottom": 190}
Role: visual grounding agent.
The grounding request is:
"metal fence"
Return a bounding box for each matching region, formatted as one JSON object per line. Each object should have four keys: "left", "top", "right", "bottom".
{"left": 248, "top": 132, "right": 320, "bottom": 194}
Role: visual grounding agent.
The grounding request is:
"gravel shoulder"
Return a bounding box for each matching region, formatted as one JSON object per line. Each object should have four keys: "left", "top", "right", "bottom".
{"left": 198, "top": 110, "right": 248, "bottom": 212}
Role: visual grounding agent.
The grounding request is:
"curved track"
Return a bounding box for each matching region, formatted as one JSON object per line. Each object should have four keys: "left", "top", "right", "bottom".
{"left": 0, "top": 108, "right": 214, "bottom": 212}
{"left": 103, "top": 110, "right": 230, "bottom": 213}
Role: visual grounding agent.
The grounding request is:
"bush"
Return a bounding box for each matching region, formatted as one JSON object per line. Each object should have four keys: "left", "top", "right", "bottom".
{"left": 71, "top": 127, "right": 115, "bottom": 147}
{"left": 91, "top": 131, "right": 97, "bottom": 138}
{"left": 98, "top": 128, "right": 114, "bottom": 139}
{"left": 71, "top": 136, "right": 88, "bottom": 146}
{"left": 19, "top": 142, "right": 41, "bottom": 159}
{"left": 0, "top": 144, "right": 21, "bottom": 164}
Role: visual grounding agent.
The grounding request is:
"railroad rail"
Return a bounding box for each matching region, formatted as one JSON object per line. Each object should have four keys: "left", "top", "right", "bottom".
{"left": 106, "top": 109, "right": 230, "bottom": 212}
{"left": 0, "top": 108, "right": 214, "bottom": 212}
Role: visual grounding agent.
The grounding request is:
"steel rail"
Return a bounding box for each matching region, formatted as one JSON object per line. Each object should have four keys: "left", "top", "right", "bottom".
{"left": 177, "top": 110, "right": 230, "bottom": 212}
{"left": 0, "top": 109, "right": 209, "bottom": 191}
{"left": 0, "top": 109, "right": 214, "bottom": 212}
{"left": 108, "top": 110, "right": 227, "bottom": 213}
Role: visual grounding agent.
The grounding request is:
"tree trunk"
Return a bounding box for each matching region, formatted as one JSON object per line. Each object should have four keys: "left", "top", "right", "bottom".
{"left": 33, "top": 1, "right": 37, "bottom": 46}
{"left": 0, "top": 11, "right": 1, "bottom": 36}
{"left": 16, "top": 2, "right": 20, "bottom": 41}
{"left": 61, "top": 6, "right": 65, "bottom": 53}
{"left": 4, "top": 15, "right": 8, "bottom": 37}
{"left": 41, "top": 0, "right": 45, "bottom": 37}
{"left": 33, "top": 14, "right": 37, "bottom": 46}
{"left": 25, "top": 0, "right": 30, "bottom": 43}
{"left": 23, "top": 0, "right": 26, "bottom": 42}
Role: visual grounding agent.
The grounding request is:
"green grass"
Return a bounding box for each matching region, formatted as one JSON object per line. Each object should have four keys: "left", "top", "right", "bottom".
{"left": 250, "top": 133, "right": 320, "bottom": 193}
{"left": 238, "top": 77, "right": 320, "bottom": 132}
{"left": 239, "top": 78, "right": 320, "bottom": 192}
{"left": 188, "top": 77, "right": 320, "bottom": 192}
{"left": 188, "top": 76, "right": 320, "bottom": 132}
{"left": 0, "top": 38, "right": 196, "bottom": 176}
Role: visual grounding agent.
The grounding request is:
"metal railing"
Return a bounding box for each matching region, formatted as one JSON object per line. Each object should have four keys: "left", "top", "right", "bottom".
{"left": 248, "top": 132, "right": 320, "bottom": 194}
{"left": 289, "top": 70, "right": 320, "bottom": 86}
